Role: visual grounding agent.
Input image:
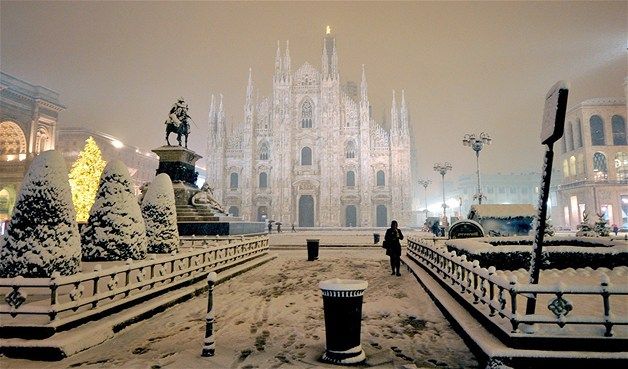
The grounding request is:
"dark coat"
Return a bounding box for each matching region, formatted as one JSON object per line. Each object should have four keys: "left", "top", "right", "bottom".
{"left": 384, "top": 228, "right": 404, "bottom": 256}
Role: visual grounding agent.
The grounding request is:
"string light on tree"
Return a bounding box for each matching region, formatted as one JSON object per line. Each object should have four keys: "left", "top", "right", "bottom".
{"left": 68, "top": 137, "right": 107, "bottom": 222}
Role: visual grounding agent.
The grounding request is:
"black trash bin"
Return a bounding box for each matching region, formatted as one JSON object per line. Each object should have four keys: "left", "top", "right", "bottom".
{"left": 373, "top": 233, "right": 380, "bottom": 244}
{"left": 307, "top": 239, "right": 319, "bottom": 261}
{"left": 319, "top": 279, "right": 368, "bottom": 365}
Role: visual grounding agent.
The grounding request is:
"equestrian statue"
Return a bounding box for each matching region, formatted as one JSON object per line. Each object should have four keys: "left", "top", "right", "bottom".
{"left": 165, "top": 97, "right": 193, "bottom": 147}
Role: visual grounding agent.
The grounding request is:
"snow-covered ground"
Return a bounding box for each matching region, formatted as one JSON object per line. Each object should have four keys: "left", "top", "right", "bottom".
{"left": 1, "top": 248, "right": 478, "bottom": 369}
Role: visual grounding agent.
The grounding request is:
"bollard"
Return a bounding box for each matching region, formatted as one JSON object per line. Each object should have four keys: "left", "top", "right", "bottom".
{"left": 201, "top": 272, "right": 218, "bottom": 357}
{"left": 319, "top": 279, "right": 368, "bottom": 365}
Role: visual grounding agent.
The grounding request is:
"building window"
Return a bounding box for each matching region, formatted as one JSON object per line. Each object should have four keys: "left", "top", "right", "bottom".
{"left": 230, "top": 172, "right": 239, "bottom": 189}
{"left": 574, "top": 119, "right": 583, "bottom": 148}
{"left": 346, "top": 171, "right": 355, "bottom": 187}
{"left": 301, "top": 100, "right": 313, "bottom": 128}
{"left": 615, "top": 152, "right": 628, "bottom": 181}
{"left": 612, "top": 115, "right": 626, "bottom": 145}
{"left": 301, "top": 147, "right": 312, "bottom": 165}
{"left": 590, "top": 115, "right": 605, "bottom": 146}
{"left": 376, "top": 170, "right": 385, "bottom": 186}
{"left": 566, "top": 122, "right": 574, "bottom": 151}
{"left": 576, "top": 153, "right": 584, "bottom": 175}
{"left": 592, "top": 152, "right": 608, "bottom": 180}
{"left": 259, "top": 142, "right": 269, "bottom": 160}
{"left": 228, "top": 206, "right": 239, "bottom": 217}
{"left": 346, "top": 140, "right": 356, "bottom": 159}
{"left": 35, "top": 127, "right": 50, "bottom": 154}
{"left": 259, "top": 172, "right": 268, "bottom": 188}
{"left": 563, "top": 159, "right": 569, "bottom": 178}
{"left": 561, "top": 136, "right": 567, "bottom": 154}
{"left": 569, "top": 155, "right": 576, "bottom": 177}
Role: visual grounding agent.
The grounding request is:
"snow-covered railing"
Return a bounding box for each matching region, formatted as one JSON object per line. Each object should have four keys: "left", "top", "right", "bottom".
{"left": 406, "top": 237, "right": 628, "bottom": 339}
{"left": 0, "top": 236, "right": 269, "bottom": 332}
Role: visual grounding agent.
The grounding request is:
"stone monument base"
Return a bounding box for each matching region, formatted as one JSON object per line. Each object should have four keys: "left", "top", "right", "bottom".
{"left": 178, "top": 221, "right": 267, "bottom": 236}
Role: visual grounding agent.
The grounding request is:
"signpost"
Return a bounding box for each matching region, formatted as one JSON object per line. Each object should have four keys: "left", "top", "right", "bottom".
{"left": 525, "top": 81, "right": 569, "bottom": 316}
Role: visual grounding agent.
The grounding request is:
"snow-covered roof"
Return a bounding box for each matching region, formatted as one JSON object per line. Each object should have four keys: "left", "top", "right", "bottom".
{"left": 468, "top": 204, "right": 536, "bottom": 219}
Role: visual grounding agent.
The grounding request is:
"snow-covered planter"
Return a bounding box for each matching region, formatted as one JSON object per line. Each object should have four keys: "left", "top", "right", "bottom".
{"left": 445, "top": 238, "right": 628, "bottom": 270}
{"left": 141, "top": 173, "right": 180, "bottom": 253}
{"left": 81, "top": 160, "right": 147, "bottom": 261}
{"left": 0, "top": 151, "right": 82, "bottom": 277}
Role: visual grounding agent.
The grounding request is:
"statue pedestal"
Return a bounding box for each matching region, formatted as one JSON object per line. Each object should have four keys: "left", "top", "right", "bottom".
{"left": 151, "top": 145, "right": 266, "bottom": 236}
{"left": 152, "top": 146, "right": 202, "bottom": 206}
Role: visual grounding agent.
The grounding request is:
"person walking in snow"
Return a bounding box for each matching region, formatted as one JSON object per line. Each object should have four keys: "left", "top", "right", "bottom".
{"left": 384, "top": 220, "right": 404, "bottom": 276}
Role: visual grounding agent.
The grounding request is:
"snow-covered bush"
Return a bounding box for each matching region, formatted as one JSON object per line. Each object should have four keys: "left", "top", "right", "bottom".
{"left": 141, "top": 173, "right": 179, "bottom": 253}
{"left": 81, "top": 160, "right": 147, "bottom": 261}
{"left": 0, "top": 151, "right": 82, "bottom": 277}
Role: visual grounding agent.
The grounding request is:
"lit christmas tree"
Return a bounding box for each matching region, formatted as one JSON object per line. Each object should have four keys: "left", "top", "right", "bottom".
{"left": 594, "top": 212, "right": 610, "bottom": 237}
{"left": 69, "top": 137, "right": 106, "bottom": 222}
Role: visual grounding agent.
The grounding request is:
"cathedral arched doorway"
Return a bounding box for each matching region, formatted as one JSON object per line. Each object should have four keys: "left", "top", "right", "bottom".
{"left": 298, "top": 195, "right": 314, "bottom": 227}
{"left": 376, "top": 205, "right": 388, "bottom": 227}
{"left": 345, "top": 205, "right": 357, "bottom": 227}
{"left": 257, "top": 206, "right": 268, "bottom": 222}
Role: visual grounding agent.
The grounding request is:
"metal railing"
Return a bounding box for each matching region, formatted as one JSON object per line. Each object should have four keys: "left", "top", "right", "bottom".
{"left": 1, "top": 236, "right": 269, "bottom": 329}
{"left": 406, "top": 237, "right": 628, "bottom": 338}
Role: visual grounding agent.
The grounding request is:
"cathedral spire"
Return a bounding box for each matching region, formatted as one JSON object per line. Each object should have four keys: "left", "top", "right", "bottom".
{"left": 391, "top": 90, "right": 399, "bottom": 134}
{"left": 283, "top": 40, "right": 291, "bottom": 77}
{"left": 274, "top": 41, "right": 282, "bottom": 78}
{"left": 360, "top": 64, "right": 368, "bottom": 103}
{"left": 246, "top": 68, "right": 253, "bottom": 105}
{"left": 400, "top": 89, "right": 409, "bottom": 135}
{"left": 321, "top": 37, "right": 329, "bottom": 78}
{"left": 330, "top": 38, "right": 338, "bottom": 78}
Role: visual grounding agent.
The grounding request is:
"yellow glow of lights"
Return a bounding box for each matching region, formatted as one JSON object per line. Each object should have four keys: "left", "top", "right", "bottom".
{"left": 326, "top": 25, "right": 331, "bottom": 35}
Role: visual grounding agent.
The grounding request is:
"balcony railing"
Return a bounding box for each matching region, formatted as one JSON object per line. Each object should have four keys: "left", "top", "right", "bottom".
{"left": 0, "top": 236, "right": 269, "bottom": 334}
{"left": 406, "top": 237, "right": 628, "bottom": 349}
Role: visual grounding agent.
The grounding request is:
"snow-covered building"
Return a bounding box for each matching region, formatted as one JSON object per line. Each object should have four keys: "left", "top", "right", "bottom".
{"left": 552, "top": 79, "right": 627, "bottom": 230}
{"left": 0, "top": 71, "right": 65, "bottom": 221}
{"left": 56, "top": 127, "right": 159, "bottom": 195}
{"left": 205, "top": 30, "right": 413, "bottom": 227}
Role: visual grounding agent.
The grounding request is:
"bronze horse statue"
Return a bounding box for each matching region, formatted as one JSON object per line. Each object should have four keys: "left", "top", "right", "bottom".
{"left": 165, "top": 98, "right": 191, "bottom": 148}
{"left": 165, "top": 120, "right": 189, "bottom": 148}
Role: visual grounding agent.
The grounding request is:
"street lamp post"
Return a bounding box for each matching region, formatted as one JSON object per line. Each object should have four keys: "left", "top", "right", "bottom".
{"left": 418, "top": 179, "right": 432, "bottom": 224}
{"left": 433, "top": 163, "right": 452, "bottom": 229}
{"left": 462, "top": 132, "right": 492, "bottom": 204}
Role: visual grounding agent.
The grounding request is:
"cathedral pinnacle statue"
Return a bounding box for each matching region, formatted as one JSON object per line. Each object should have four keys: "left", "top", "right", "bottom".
{"left": 165, "top": 97, "right": 192, "bottom": 148}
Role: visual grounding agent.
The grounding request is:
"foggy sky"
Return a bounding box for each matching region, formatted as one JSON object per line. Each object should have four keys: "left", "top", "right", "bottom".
{"left": 1, "top": 1, "right": 626, "bottom": 184}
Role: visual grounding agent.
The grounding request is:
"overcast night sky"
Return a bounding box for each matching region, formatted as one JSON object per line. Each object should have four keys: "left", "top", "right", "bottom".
{"left": 1, "top": 1, "right": 625, "bottom": 182}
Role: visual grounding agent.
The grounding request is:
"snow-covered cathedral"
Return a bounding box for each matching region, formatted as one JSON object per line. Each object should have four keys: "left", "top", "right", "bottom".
{"left": 206, "top": 31, "right": 413, "bottom": 227}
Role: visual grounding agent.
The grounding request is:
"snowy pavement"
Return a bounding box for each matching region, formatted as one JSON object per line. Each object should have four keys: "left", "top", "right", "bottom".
{"left": 1, "top": 248, "right": 478, "bottom": 369}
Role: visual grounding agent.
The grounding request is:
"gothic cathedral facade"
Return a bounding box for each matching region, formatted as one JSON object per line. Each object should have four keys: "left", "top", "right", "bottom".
{"left": 206, "top": 33, "right": 413, "bottom": 227}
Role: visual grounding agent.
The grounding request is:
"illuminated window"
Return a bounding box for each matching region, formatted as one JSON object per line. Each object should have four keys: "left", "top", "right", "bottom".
{"left": 615, "top": 152, "right": 628, "bottom": 181}
{"left": 563, "top": 159, "right": 569, "bottom": 178}
{"left": 569, "top": 156, "right": 576, "bottom": 177}
{"left": 592, "top": 152, "right": 608, "bottom": 180}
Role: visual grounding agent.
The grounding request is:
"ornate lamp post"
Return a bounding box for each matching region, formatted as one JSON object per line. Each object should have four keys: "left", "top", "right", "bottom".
{"left": 433, "top": 162, "right": 452, "bottom": 228}
{"left": 462, "top": 132, "right": 492, "bottom": 204}
{"left": 417, "top": 179, "right": 432, "bottom": 223}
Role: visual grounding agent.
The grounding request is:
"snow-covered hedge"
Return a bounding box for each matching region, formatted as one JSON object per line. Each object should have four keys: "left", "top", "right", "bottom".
{"left": 81, "top": 160, "right": 147, "bottom": 261}
{"left": 141, "top": 173, "right": 179, "bottom": 253}
{"left": 445, "top": 238, "right": 628, "bottom": 270}
{"left": 0, "top": 151, "right": 82, "bottom": 277}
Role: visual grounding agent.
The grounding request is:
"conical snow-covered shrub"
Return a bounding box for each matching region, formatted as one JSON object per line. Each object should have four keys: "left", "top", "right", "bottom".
{"left": 141, "top": 173, "right": 180, "bottom": 253}
{"left": 81, "top": 160, "right": 147, "bottom": 261}
{"left": 0, "top": 151, "right": 82, "bottom": 277}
